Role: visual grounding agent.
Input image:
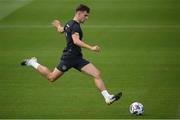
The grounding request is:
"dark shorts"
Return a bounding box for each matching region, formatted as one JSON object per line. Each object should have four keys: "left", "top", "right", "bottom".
{"left": 56, "top": 57, "right": 90, "bottom": 72}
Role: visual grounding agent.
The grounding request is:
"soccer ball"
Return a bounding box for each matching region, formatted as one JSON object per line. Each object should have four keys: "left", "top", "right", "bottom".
{"left": 129, "top": 102, "right": 144, "bottom": 115}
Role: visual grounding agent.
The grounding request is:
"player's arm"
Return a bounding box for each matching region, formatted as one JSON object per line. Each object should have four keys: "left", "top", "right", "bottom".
{"left": 72, "top": 33, "right": 100, "bottom": 52}
{"left": 52, "top": 20, "right": 64, "bottom": 33}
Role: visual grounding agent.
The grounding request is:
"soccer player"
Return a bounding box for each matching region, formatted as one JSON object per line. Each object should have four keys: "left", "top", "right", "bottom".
{"left": 21, "top": 4, "right": 122, "bottom": 105}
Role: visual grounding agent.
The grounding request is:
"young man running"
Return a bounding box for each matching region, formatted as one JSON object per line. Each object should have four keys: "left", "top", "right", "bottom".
{"left": 21, "top": 4, "right": 122, "bottom": 105}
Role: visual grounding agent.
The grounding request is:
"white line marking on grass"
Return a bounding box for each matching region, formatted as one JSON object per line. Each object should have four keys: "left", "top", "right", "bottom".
{"left": 0, "top": 0, "right": 34, "bottom": 20}
{"left": 85, "top": 25, "right": 180, "bottom": 29}
{"left": 0, "top": 25, "right": 180, "bottom": 29}
{"left": 0, "top": 25, "right": 51, "bottom": 28}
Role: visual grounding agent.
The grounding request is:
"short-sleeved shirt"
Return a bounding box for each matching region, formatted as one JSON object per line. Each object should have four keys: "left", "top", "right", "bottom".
{"left": 61, "top": 20, "right": 83, "bottom": 60}
{"left": 56, "top": 20, "right": 89, "bottom": 72}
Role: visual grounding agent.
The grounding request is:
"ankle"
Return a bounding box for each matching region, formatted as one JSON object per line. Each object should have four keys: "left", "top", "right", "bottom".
{"left": 30, "top": 61, "right": 40, "bottom": 69}
{"left": 101, "top": 90, "right": 110, "bottom": 100}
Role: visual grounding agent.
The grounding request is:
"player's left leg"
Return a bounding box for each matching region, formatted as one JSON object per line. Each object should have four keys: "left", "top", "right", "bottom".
{"left": 21, "top": 57, "right": 64, "bottom": 82}
{"left": 81, "top": 63, "right": 122, "bottom": 105}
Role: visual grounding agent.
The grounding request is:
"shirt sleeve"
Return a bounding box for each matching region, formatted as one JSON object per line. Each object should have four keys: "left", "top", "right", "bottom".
{"left": 71, "top": 24, "right": 80, "bottom": 35}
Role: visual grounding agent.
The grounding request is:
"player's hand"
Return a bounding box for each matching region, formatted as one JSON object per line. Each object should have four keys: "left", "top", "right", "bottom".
{"left": 52, "top": 20, "right": 64, "bottom": 33}
{"left": 91, "top": 45, "right": 101, "bottom": 52}
{"left": 52, "top": 20, "right": 61, "bottom": 28}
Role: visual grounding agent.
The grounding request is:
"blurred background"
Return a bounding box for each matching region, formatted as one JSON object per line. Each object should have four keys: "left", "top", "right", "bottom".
{"left": 0, "top": 0, "right": 180, "bottom": 118}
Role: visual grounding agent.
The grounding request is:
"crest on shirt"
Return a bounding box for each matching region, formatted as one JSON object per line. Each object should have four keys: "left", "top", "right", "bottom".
{"left": 62, "top": 65, "right": 67, "bottom": 71}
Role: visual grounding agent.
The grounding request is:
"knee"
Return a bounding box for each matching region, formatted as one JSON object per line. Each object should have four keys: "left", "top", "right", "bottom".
{"left": 47, "top": 74, "right": 57, "bottom": 82}
{"left": 94, "top": 70, "right": 101, "bottom": 79}
{"left": 47, "top": 77, "right": 56, "bottom": 82}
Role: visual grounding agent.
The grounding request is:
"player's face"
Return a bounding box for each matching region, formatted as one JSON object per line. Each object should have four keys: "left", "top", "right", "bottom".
{"left": 79, "top": 11, "right": 89, "bottom": 23}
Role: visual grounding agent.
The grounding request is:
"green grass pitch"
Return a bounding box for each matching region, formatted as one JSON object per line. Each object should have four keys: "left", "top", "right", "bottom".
{"left": 0, "top": 0, "right": 180, "bottom": 119}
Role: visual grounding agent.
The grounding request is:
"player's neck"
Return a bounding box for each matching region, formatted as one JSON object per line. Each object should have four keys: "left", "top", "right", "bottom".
{"left": 73, "top": 16, "right": 80, "bottom": 24}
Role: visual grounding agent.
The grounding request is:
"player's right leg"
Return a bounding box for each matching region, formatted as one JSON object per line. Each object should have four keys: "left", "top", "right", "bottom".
{"left": 81, "top": 63, "right": 122, "bottom": 105}
{"left": 21, "top": 57, "right": 64, "bottom": 82}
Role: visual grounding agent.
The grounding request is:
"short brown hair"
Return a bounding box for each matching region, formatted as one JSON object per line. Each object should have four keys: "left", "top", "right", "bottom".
{"left": 76, "top": 4, "right": 90, "bottom": 13}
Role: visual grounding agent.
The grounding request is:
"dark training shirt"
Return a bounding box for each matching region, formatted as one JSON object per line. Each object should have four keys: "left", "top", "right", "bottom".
{"left": 61, "top": 20, "right": 83, "bottom": 60}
